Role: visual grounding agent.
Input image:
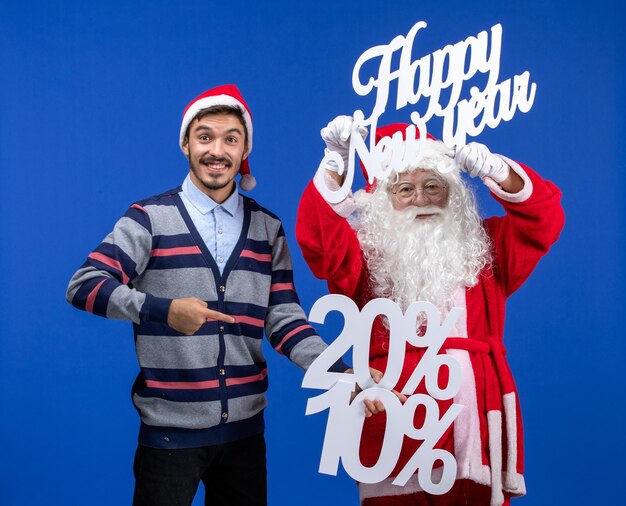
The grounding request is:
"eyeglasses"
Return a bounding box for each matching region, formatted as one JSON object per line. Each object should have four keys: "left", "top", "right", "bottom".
{"left": 390, "top": 181, "right": 448, "bottom": 203}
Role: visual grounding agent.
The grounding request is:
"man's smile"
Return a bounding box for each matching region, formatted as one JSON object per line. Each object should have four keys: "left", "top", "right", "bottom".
{"left": 200, "top": 157, "right": 231, "bottom": 173}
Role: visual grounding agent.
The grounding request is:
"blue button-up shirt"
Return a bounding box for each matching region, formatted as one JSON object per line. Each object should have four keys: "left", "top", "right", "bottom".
{"left": 180, "top": 175, "right": 244, "bottom": 274}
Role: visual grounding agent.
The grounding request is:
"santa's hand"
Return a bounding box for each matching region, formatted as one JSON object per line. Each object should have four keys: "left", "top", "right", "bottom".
{"left": 346, "top": 367, "right": 407, "bottom": 417}
{"left": 321, "top": 115, "right": 368, "bottom": 172}
{"left": 455, "top": 142, "right": 510, "bottom": 183}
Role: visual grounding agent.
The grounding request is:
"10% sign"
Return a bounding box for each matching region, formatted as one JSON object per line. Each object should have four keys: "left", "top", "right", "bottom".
{"left": 302, "top": 295, "right": 464, "bottom": 494}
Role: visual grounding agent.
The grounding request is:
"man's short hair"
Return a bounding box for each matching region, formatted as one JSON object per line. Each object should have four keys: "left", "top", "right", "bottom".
{"left": 184, "top": 105, "right": 248, "bottom": 145}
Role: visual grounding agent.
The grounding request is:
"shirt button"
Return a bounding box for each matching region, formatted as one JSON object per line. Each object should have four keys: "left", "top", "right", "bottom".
{"left": 217, "top": 257, "right": 223, "bottom": 263}
{"left": 219, "top": 369, "right": 226, "bottom": 376}
{"left": 218, "top": 229, "right": 223, "bottom": 234}
{"left": 219, "top": 325, "right": 224, "bottom": 332}
{"left": 219, "top": 285, "right": 225, "bottom": 293}
{"left": 221, "top": 412, "right": 228, "bottom": 420}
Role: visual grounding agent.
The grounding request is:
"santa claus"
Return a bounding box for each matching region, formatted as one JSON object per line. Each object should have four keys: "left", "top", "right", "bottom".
{"left": 296, "top": 117, "right": 564, "bottom": 506}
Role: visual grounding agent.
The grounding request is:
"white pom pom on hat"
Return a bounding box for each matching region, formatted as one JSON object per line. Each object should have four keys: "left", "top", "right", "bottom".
{"left": 179, "top": 84, "right": 256, "bottom": 191}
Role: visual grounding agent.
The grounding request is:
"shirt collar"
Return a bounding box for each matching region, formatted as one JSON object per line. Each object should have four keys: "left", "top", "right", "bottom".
{"left": 182, "top": 174, "right": 241, "bottom": 216}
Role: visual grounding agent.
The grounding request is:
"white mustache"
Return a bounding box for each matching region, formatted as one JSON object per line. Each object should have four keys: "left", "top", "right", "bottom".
{"left": 398, "top": 205, "right": 444, "bottom": 220}
{"left": 413, "top": 206, "right": 443, "bottom": 216}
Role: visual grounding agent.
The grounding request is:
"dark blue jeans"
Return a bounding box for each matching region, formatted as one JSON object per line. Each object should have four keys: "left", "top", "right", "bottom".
{"left": 132, "top": 433, "right": 267, "bottom": 506}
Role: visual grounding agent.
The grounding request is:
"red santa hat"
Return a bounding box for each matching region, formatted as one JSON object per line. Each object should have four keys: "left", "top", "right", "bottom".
{"left": 179, "top": 84, "right": 256, "bottom": 191}
{"left": 361, "top": 123, "right": 442, "bottom": 192}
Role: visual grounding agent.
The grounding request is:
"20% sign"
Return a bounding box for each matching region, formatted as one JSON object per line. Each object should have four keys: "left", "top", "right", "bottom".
{"left": 302, "top": 295, "right": 464, "bottom": 494}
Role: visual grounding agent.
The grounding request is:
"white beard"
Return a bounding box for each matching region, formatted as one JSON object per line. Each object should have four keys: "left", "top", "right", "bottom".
{"left": 354, "top": 180, "right": 491, "bottom": 312}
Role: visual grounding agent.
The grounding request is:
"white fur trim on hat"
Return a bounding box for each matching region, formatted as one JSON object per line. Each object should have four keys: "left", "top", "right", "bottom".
{"left": 179, "top": 95, "right": 253, "bottom": 154}
{"left": 392, "top": 138, "right": 455, "bottom": 174}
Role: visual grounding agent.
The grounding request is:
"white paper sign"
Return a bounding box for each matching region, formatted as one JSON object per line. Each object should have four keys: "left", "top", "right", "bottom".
{"left": 303, "top": 295, "right": 464, "bottom": 493}
{"left": 318, "top": 20, "right": 537, "bottom": 204}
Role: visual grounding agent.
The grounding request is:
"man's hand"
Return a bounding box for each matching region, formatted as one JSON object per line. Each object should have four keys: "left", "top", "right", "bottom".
{"left": 346, "top": 367, "right": 408, "bottom": 418}
{"left": 455, "top": 142, "right": 510, "bottom": 183}
{"left": 167, "top": 297, "right": 235, "bottom": 336}
{"left": 321, "top": 116, "right": 368, "bottom": 177}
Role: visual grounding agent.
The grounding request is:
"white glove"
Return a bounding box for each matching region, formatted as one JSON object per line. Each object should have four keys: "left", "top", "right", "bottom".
{"left": 454, "top": 142, "right": 510, "bottom": 183}
{"left": 321, "top": 115, "right": 368, "bottom": 172}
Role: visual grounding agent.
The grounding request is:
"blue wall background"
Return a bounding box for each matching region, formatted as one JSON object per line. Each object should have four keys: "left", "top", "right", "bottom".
{"left": 1, "top": 1, "right": 623, "bottom": 504}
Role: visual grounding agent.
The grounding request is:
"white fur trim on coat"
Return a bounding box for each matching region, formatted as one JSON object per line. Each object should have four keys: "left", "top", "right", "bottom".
{"left": 483, "top": 156, "right": 533, "bottom": 203}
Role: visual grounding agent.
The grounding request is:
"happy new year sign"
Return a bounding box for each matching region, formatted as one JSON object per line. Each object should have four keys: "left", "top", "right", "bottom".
{"left": 316, "top": 20, "right": 536, "bottom": 204}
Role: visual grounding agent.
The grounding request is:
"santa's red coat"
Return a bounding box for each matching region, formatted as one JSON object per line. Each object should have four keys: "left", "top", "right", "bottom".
{"left": 296, "top": 162, "right": 564, "bottom": 505}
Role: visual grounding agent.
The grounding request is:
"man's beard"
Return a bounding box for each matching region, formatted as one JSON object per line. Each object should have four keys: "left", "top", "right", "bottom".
{"left": 190, "top": 155, "right": 240, "bottom": 192}
{"left": 354, "top": 181, "right": 491, "bottom": 312}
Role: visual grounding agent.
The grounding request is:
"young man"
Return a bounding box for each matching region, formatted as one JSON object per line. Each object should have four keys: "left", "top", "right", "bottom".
{"left": 296, "top": 117, "right": 565, "bottom": 506}
{"left": 66, "top": 85, "right": 351, "bottom": 506}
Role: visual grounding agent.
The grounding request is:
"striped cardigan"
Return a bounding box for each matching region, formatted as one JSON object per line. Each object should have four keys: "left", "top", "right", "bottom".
{"left": 67, "top": 186, "right": 341, "bottom": 449}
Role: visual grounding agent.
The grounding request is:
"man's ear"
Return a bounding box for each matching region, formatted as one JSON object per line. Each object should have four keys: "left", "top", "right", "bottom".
{"left": 243, "top": 147, "right": 249, "bottom": 160}
{"left": 182, "top": 137, "right": 190, "bottom": 158}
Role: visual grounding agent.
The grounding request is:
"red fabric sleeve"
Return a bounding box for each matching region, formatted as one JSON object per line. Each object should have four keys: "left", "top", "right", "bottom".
{"left": 296, "top": 181, "right": 365, "bottom": 299}
{"left": 485, "top": 162, "right": 565, "bottom": 297}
